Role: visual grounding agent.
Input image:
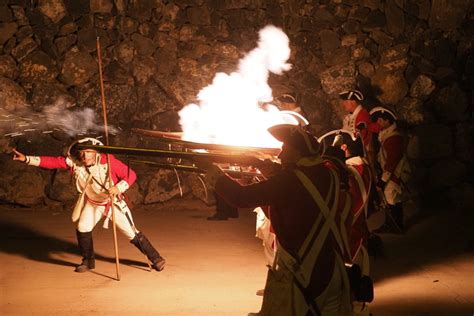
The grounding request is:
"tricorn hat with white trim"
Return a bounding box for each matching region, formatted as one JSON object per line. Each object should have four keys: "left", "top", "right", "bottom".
{"left": 68, "top": 137, "right": 104, "bottom": 160}
{"left": 274, "top": 94, "right": 296, "bottom": 104}
{"left": 318, "top": 129, "right": 364, "bottom": 157}
{"left": 338, "top": 89, "right": 364, "bottom": 101}
{"left": 369, "top": 106, "right": 397, "bottom": 121}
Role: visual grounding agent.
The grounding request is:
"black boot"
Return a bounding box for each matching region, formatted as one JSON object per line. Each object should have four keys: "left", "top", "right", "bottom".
{"left": 207, "top": 194, "right": 238, "bottom": 220}
{"left": 131, "top": 232, "right": 165, "bottom": 271}
{"left": 75, "top": 230, "right": 95, "bottom": 273}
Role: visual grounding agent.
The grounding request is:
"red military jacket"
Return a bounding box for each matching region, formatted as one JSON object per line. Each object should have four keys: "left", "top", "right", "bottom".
{"left": 346, "top": 157, "right": 371, "bottom": 259}
{"left": 343, "top": 105, "right": 380, "bottom": 151}
{"left": 378, "top": 123, "right": 404, "bottom": 184}
{"left": 215, "top": 157, "right": 349, "bottom": 298}
{"left": 31, "top": 154, "right": 136, "bottom": 191}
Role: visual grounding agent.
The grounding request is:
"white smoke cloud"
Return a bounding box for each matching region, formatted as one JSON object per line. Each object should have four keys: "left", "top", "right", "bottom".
{"left": 178, "top": 25, "right": 295, "bottom": 148}
{"left": 1, "top": 97, "right": 117, "bottom": 139}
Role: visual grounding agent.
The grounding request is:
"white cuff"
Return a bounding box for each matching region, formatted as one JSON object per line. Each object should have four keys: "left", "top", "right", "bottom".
{"left": 115, "top": 180, "right": 130, "bottom": 193}
{"left": 26, "top": 156, "right": 41, "bottom": 167}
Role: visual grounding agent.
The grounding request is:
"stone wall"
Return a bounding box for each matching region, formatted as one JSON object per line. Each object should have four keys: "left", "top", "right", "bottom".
{"left": 0, "top": 0, "right": 473, "bottom": 209}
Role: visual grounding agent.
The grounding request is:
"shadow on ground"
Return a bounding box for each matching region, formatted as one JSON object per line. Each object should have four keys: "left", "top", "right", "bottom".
{"left": 372, "top": 206, "right": 474, "bottom": 282}
{"left": 0, "top": 220, "right": 148, "bottom": 270}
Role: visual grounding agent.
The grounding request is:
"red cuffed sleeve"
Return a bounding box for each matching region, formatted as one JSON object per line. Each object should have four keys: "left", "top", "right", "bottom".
{"left": 107, "top": 154, "right": 137, "bottom": 191}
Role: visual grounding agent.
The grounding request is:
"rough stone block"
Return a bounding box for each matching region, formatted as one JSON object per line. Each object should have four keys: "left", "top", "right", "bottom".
{"left": 407, "top": 124, "right": 453, "bottom": 160}
{"left": 428, "top": 158, "right": 467, "bottom": 189}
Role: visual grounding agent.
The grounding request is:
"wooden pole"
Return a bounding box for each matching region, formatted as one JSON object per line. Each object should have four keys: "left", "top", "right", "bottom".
{"left": 96, "top": 36, "right": 121, "bottom": 281}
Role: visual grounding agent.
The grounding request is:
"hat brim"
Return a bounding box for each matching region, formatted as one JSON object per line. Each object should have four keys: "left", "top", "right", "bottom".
{"left": 268, "top": 124, "right": 296, "bottom": 143}
{"left": 268, "top": 124, "right": 320, "bottom": 155}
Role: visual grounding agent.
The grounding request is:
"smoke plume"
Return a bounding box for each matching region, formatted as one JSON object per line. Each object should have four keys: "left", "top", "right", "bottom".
{"left": 1, "top": 97, "right": 117, "bottom": 139}
{"left": 179, "top": 25, "right": 295, "bottom": 148}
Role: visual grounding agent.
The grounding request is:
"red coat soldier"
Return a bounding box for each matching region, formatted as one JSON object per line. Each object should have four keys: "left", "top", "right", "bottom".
{"left": 339, "top": 90, "right": 379, "bottom": 153}
{"left": 13, "top": 137, "right": 165, "bottom": 272}
{"left": 370, "top": 107, "right": 411, "bottom": 231}
{"left": 208, "top": 124, "right": 352, "bottom": 315}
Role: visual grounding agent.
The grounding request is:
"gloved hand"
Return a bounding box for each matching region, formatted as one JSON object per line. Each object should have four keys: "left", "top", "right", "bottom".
{"left": 258, "top": 159, "right": 281, "bottom": 178}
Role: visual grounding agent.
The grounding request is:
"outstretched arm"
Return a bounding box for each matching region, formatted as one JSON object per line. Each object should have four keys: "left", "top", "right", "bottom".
{"left": 13, "top": 148, "right": 70, "bottom": 169}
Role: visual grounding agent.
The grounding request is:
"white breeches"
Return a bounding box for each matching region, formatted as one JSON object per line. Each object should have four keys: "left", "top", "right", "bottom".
{"left": 255, "top": 207, "right": 277, "bottom": 266}
{"left": 77, "top": 201, "right": 136, "bottom": 240}
{"left": 384, "top": 180, "right": 402, "bottom": 205}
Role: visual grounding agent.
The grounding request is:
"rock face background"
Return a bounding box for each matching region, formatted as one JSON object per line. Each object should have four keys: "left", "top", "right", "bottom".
{"left": 0, "top": 0, "right": 473, "bottom": 210}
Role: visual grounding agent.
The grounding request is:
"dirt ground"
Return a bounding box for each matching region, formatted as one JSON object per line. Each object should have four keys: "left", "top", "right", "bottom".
{"left": 1, "top": 198, "right": 473, "bottom": 315}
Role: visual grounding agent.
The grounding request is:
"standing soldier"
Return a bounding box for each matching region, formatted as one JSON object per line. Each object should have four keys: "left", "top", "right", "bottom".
{"left": 332, "top": 131, "right": 372, "bottom": 268}
{"left": 370, "top": 107, "right": 411, "bottom": 231}
{"left": 206, "top": 124, "right": 352, "bottom": 315}
{"left": 339, "top": 89, "right": 382, "bottom": 229}
{"left": 320, "top": 129, "right": 374, "bottom": 314}
{"left": 338, "top": 90, "right": 379, "bottom": 153}
{"left": 338, "top": 131, "right": 373, "bottom": 315}
{"left": 12, "top": 137, "right": 166, "bottom": 272}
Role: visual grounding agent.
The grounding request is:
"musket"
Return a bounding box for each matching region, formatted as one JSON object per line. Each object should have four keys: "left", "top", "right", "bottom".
{"left": 75, "top": 144, "right": 269, "bottom": 167}
{"left": 131, "top": 128, "right": 281, "bottom": 156}
{"left": 128, "top": 159, "right": 266, "bottom": 178}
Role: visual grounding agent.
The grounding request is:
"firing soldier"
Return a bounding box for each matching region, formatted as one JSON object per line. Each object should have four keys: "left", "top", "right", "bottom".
{"left": 205, "top": 124, "right": 352, "bottom": 315}
{"left": 12, "top": 137, "right": 166, "bottom": 273}
{"left": 370, "top": 107, "right": 411, "bottom": 231}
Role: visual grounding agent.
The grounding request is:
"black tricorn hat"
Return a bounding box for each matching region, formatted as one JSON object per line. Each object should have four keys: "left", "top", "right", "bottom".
{"left": 369, "top": 106, "right": 397, "bottom": 121}
{"left": 268, "top": 124, "right": 320, "bottom": 156}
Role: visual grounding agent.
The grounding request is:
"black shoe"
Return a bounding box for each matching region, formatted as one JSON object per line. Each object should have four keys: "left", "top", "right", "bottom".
{"left": 74, "top": 258, "right": 95, "bottom": 273}
{"left": 152, "top": 257, "right": 166, "bottom": 271}
{"left": 207, "top": 213, "right": 228, "bottom": 221}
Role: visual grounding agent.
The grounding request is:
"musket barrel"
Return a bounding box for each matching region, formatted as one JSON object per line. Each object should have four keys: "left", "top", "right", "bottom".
{"left": 129, "top": 159, "right": 265, "bottom": 178}
{"left": 76, "top": 144, "right": 265, "bottom": 166}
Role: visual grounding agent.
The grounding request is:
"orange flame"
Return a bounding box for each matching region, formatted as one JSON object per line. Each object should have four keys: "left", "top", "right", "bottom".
{"left": 179, "top": 25, "right": 301, "bottom": 149}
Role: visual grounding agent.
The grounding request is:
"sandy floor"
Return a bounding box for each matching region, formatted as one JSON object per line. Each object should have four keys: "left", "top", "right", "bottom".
{"left": 1, "top": 198, "right": 473, "bottom": 315}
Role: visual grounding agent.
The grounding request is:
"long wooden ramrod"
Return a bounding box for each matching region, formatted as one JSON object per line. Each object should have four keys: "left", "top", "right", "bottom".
{"left": 76, "top": 144, "right": 266, "bottom": 166}
{"left": 96, "top": 36, "right": 121, "bottom": 281}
